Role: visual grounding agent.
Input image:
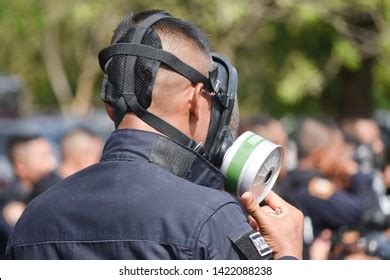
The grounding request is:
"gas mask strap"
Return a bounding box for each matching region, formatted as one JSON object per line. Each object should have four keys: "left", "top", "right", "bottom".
{"left": 106, "top": 14, "right": 171, "bottom": 128}
{"left": 123, "top": 92, "right": 206, "bottom": 155}
{"left": 112, "top": 96, "right": 128, "bottom": 129}
{"left": 99, "top": 44, "right": 213, "bottom": 93}
{"left": 122, "top": 14, "right": 171, "bottom": 113}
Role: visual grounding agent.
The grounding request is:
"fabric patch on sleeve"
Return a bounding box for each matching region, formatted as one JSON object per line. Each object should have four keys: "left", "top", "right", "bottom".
{"left": 229, "top": 230, "right": 272, "bottom": 260}
{"left": 308, "top": 177, "right": 335, "bottom": 200}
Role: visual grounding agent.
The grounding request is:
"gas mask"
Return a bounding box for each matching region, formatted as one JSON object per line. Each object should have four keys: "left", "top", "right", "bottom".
{"left": 98, "top": 12, "right": 283, "bottom": 204}
{"left": 201, "top": 53, "right": 283, "bottom": 204}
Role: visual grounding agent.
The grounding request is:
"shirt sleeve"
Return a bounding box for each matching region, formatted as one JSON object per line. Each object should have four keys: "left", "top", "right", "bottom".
{"left": 194, "top": 202, "right": 256, "bottom": 259}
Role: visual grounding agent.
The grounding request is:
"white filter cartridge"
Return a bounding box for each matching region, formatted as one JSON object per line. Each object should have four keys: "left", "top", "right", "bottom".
{"left": 220, "top": 131, "right": 283, "bottom": 204}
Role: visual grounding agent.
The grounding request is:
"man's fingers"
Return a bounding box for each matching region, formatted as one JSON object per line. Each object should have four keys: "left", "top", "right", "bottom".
{"left": 261, "top": 205, "right": 275, "bottom": 213}
{"left": 247, "top": 216, "right": 259, "bottom": 231}
{"left": 240, "top": 192, "right": 268, "bottom": 221}
{"left": 263, "top": 190, "right": 291, "bottom": 210}
{"left": 240, "top": 192, "right": 258, "bottom": 214}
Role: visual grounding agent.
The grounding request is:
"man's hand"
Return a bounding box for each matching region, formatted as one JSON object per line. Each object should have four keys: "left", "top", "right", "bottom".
{"left": 309, "top": 229, "right": 332, "bottom": 260}
{"left": 240, "top": 191, "right": 304, "bottom": 260}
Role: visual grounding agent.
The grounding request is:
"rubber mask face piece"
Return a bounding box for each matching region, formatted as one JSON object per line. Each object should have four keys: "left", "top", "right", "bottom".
{"left": 229, "top": 96, "right": 240, "bottom": 140}
{"left": 204, "top": 54, "right": 239, "bottom": 166}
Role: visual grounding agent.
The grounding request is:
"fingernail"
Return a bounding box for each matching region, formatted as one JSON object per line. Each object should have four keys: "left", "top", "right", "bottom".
{"left": 240, "top": 192, "right": 251, "bottom": 203}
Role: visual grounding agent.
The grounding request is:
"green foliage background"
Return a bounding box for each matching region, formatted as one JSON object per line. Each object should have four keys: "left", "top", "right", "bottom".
{"left": 0, "top": 0, "right": 389, "bottom": 117}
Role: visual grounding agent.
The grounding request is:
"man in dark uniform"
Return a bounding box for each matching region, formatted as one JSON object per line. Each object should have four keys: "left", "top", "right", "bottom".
{"left": 3, "top": 135, "right": 58, "bottom": 205}
{"left": 7, "top": 10, "right": 303, "bottom": 260}
{"left": 0, "top": 135, "right": 58, "bottom": 258}
{"left": 283, "top": 118, "right": 377, "bottom": 238}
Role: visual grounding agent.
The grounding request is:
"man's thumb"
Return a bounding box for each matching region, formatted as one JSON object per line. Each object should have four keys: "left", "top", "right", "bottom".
{"left": 240, "top": 192, "right": 267, "bottom": 222}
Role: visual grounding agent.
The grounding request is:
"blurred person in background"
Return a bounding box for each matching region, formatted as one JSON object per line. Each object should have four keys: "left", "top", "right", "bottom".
{"left": 239, "top": 114, "right": 295, "bottom": 196}
{"left": 342, "top": 117, "right": 385, "bottom": 172}
{"left": 3, "top": 135, "right": 57, "bottom": 204}
{"left": 382, "top": 147, "right": 390, "bottom": 202}
{"left": 358, "top": 145, "right": 390, "bottom": 260}
{"left": 381, "top": 148, "right": 390, "bottom": 248}
{"left": 308, "top": 228, "right": 332, "bottom": 260}
{"left": 341, "top": 117, "right": 390, "bottom": 259}
{"left": 30, "top": 128, "right": 103, "bottom": 200}
{"left": 58, "top": 128, "right": 103, "bottom": 179}
{"left": 0, "top": 134, "right": 57, "bottom": 258}
{"left": 282, "top": 117, "right": 378, "bottom": 258}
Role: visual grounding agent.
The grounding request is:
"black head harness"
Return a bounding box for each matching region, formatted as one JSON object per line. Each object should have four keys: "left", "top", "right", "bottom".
{"left": 98, "top": 12, "right": 238, "bottom": 167}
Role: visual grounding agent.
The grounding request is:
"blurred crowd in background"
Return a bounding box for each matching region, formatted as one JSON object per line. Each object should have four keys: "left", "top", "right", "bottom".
{"left": 0, "top": 109, "right": 389, "bottom": 259}
{"left": 0, "top": 124, "right": 106, "bottom": 259}
{"left": 1, "top": 0, "right": 390, "bottom": 260}
{"left": 241, "top": 114, "right": 390, "bottom": 259}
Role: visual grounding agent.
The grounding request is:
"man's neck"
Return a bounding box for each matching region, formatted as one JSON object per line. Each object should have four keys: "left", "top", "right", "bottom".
{"left": 118, "top": 114, "right": 162, "bottom": 135}
{"left": 59, "top": 162, "right": 77, "bottom": 179}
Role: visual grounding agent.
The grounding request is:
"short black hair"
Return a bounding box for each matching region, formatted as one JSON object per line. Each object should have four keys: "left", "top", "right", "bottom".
{"left": 62, "top": 126, "right": 98, "bottom": 141}
{"left": 6, "top": 134, "right": 42, "bottom": 163}
{"left": 295, "top": 117, "right": 333, "bottom": 160}
{"left": 112, "top": 10, "right": 211, "bottom": 53}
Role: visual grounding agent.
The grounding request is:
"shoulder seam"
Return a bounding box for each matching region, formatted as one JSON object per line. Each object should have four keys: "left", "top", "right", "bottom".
{"left": 189, "top": 200, "right": 242, "bottom": 260}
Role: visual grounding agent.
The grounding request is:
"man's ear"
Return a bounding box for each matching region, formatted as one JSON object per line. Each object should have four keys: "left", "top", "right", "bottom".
{"left": 189, "top": 83, "right": 204, "bottom": 122}
{"left": 103, "top": 102, "right": 115, "bottom": 122}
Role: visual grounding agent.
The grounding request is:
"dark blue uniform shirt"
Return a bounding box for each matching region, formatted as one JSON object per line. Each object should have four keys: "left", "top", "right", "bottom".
{"left": 7, "top": 129, "right": 255, "bottom": 259}
{"left": 283, "top": 169, "right": 376, "bottom": 237}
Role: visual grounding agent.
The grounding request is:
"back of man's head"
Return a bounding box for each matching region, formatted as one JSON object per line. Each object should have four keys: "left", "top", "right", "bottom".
{"left": 239, "top": 114, "right": 288, "bottom": 147}
{"left": 239, "top": 114, "right": 273, "bottom": 134}
{"left": 103, "top": 10, "right": 212, "bottom": 114}
{"left": 7, "top": 135, "right": 42, "bottom": 164}
{"left": 7, "top": 134, "right": 56, "bottom": 185}
{"left": 296, "top": 117, "right": 332, "bottom": 160}
{"left": 343, "top": 117, "right": 384, "bottom": 156}
{"left": 60, "top": 128, "right": 103, "bottom": 177}
{"left": 99, "top": 9, "right": 246, "bottom": 162}
{"left": 111, "top": 10, "right": 210, "bottom": 53}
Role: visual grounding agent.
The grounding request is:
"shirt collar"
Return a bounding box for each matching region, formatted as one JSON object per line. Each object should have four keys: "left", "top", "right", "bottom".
{"left": 101, "top": 129, "right": 225, "bottom": 190}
